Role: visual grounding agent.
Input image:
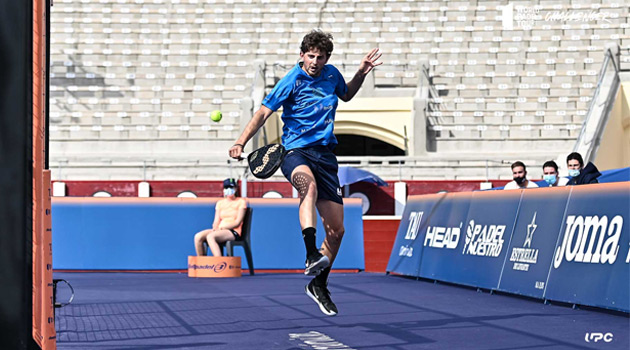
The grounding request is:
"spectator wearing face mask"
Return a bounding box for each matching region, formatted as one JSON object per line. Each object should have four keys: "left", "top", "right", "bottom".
{"left": 542, "top": 160, "right": 569, "bottom": 187}
{"left": 504, "top": 161, "right": 539, "bottom": 190}
{"left": 566, "top": 152, "right": 601, "bottom": 185}
{"left": 193, "top": 178, "right": 248, "bottom": 256}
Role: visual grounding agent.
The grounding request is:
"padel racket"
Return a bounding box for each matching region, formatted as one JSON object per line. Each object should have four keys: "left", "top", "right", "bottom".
{"left": 246, "top": 143, "right": 286, "bottom": 179}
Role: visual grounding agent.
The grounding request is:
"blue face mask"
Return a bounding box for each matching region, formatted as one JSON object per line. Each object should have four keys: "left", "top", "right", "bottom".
{"left": 543, "top": 174, "right": 557, "bottom": 185}
{"left": 568, "top": 169, "right": 580, "bottom": 177}
{"left": 223, "top": 188, "right": 236, "bottom": 197}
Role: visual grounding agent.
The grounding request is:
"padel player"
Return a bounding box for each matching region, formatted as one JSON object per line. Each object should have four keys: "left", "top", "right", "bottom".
{"left": 229, "top": 30, "right": 381, "bottom": 316}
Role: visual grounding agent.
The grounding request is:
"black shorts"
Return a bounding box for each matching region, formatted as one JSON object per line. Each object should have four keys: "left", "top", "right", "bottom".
{"left": 229, "top": 229, "right": 240, "bottom": 240}
{"left": 280, "top": 145, "right": 343, "bottom": 205}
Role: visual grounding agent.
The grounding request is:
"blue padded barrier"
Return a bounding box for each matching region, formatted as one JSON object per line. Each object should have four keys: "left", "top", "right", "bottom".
{"left": 543, "top": 184, "right": 629, "bottom": 312}
{"left": 497, "top": 186, "right": 572, "bottom": 299}
{"left": 387, "top": 182, "right": 629, "bottom": 312}
{"left": 420, "top": 190, "right": 520, "bottom": 289}
{"left": 52, "top": 198, "right": 364, "bottom": 270}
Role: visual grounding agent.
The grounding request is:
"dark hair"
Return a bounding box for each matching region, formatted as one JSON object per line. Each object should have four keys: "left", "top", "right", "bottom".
{"left": 542, "top": 160, "right": 558, "bottom": 172}
{"left": 300, "top": 30, "right": 334, "bottom": 57}
{"left": 566, "top": 152, "right": 584, "bottom": 167}
{"left": 511, "top": 161, "right": 526, "bottom": 170}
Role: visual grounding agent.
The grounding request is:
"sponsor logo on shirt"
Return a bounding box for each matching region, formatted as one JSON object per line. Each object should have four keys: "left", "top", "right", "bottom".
{"left": 311, "top": 87, "right": 327, "bottom": 98}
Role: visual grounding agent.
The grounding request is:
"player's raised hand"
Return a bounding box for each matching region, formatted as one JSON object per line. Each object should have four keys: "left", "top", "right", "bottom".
{"left": 358, "top": 48, "right": 382, "bottom": 75}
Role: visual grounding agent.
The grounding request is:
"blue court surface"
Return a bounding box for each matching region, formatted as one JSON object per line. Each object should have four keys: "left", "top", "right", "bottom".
{"left": 54, "top": 272, "right": 629, "bottom": 350}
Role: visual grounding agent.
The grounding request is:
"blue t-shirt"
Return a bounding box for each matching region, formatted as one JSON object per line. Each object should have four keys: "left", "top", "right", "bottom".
{"left": 262, "top": 63, "right": 348, "bottom": 150}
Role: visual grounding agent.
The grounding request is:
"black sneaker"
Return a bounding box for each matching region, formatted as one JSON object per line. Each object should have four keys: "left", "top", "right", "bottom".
{"left": 304, "top": 252, "right": 330, "bottom": 276}
{"left": 305, "top": 280, "right": 338, "bottom": 316}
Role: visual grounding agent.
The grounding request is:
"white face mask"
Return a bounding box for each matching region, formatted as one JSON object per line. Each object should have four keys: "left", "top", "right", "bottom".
{"left": 223, "top": 188, "right": 236, "bottom": 197}
{"left": 568, "top": 169, "right": 580, "bottom": 177}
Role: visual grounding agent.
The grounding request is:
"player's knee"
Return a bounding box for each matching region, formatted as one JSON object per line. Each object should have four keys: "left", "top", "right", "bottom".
{"left": 194, "top": 231, "right": 205, "bottom": 243}
{"left": 328, "top": 226, "right": 345, "bottom": 244}
{"left": 205, "top": 232, "right": 217, "bottom": 243}
{"left": 306, "top": 181, "right": 317, "bottom": 198}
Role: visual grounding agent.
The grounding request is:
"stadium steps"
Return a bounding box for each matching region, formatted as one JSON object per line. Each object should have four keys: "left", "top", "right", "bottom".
{"left": 48, "top": 0, "right": 628, "bottom": 180}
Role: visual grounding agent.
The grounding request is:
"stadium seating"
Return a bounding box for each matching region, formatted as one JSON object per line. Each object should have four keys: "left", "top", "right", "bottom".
{"left": 49, "top": 0, "right": 629, "bottom": 180}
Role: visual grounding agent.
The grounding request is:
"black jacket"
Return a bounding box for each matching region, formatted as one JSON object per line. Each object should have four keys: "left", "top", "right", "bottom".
{"left": 567, "top": 162, "right": 601, "bottom": 185}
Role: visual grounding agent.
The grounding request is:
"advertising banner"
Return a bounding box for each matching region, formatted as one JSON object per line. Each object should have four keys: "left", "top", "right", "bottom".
{"left": 419, "top": 190, "right": 520, "bottom": 289}
{"left": 386, "top": 193, "right": 446, "bottom": 277}
{"left": 387, "top": 182, "right": 629, "bottom": 312}
{"left": 498, "top": 186, "right": 571, "bottom": 298}
{"left": 187, "top": 256, "right": 242, "bottom": 278}
{"left": 544, "top": 183, "right": 630, "bottom": 312}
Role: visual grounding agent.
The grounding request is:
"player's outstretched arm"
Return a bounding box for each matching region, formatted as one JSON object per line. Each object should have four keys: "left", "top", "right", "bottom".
{"left": 341, "top": 48, "right": 382, "bottom": 102}
{"left": 229, "top": 105, "right": 274, "bottom": 159}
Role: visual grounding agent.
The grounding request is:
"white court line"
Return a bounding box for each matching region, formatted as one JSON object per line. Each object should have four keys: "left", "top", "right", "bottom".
{"left": 289, "top": 331, "right": 356, "bottom": 350}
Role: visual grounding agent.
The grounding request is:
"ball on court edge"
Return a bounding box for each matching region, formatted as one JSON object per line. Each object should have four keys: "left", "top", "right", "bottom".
{"left": 210, "top": 110, "right": 222, "bottom": 122}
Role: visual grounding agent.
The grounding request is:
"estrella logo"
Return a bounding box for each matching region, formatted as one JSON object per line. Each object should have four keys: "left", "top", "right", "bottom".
{"left": 213, "top": 262, "right": 227, "bottom": 273}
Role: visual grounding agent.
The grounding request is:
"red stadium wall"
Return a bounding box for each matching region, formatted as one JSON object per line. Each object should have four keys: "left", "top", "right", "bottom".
{"left": 363, "top": 218, "right": 401, "bottom": 272}
{"left": 53, "top": 179, "right": 511, "bottom": 215}
{"left": 349, "top": 180, "right": 511, "bottom": 215}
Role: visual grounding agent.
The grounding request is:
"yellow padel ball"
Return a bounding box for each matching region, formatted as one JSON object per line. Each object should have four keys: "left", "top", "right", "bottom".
{"left": 210, "top": 110, "right": 222, "bottom": 122}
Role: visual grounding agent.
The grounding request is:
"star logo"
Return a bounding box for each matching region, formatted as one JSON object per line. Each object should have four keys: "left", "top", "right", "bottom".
{"left": 524, "top": 212, "right": 537, "bottom": 248}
